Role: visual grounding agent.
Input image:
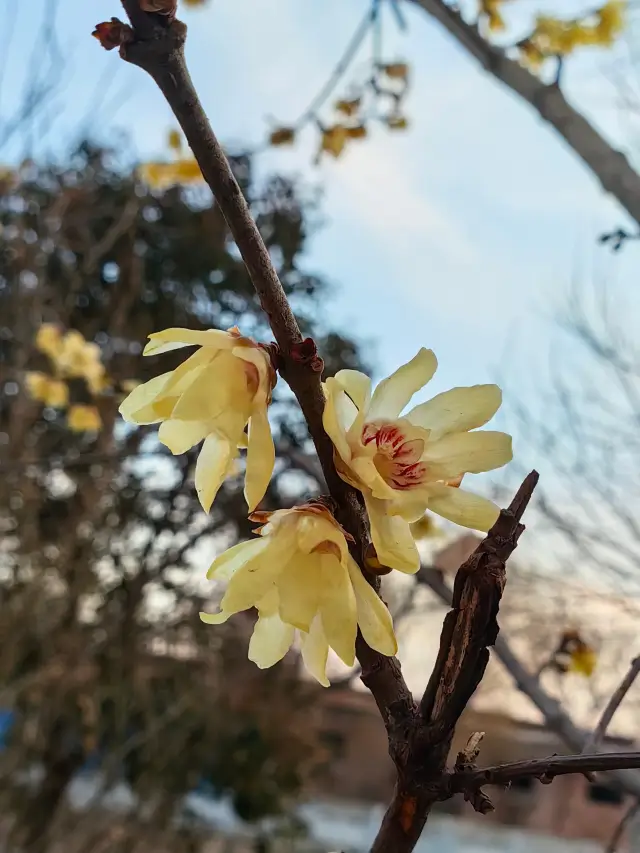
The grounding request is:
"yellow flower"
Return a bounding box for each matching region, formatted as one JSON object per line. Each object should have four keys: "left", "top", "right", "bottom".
{"left": 386, "top": 115, "right": 409, "bottom": 131}
{"left": 173, "top": 159, "right": 203, "bottom": 183}
{"left": 200, "top": 501, "right": 397, "bottom": 685}
{"left": 68, "top": 404, "right": 102, "bottom": 433}
{"left": 569, "top": 646, "right": 597, "bottom": 678}
{"left": 25, "top": 372, "right": 69, "bottom": 408}
{"left": 381, "top": 62, "right": 409, "bottom": 81}
{"left": 56, "top": 331, "right": 100, "bottom": 376}
{"left": 323, "top": 350, "right": 512, "bottom": 573}
{"left": 119, "top": 327, "right": 276, "bottom": 513}
{"left": 168, "top": 129, "right": 182, "bottom": 152}
{"left": 335, "top": 98, "right": 361, "bottom": 117}
{"left": 319, "top": 126, "right": 349, "bottom": 159}
{"left": 269, "top": 127, "right": 296, "bottom": 147}
{"left": 35, "top": 324, "right": 63, "bottom": 360}
{"left": 25, "top": 372, "right": 49, "bottom": 402}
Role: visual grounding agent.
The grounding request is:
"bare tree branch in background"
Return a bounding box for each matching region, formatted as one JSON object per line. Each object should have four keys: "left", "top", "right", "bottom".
{"left": 404, "top": 0, "right": 640, "bottom": 228}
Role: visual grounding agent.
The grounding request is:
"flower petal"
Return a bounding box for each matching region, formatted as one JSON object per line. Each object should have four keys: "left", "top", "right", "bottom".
{"left": 364, "top": 493, "right": 420, "bottom": 574}
{"left": 301, "top": 615, "right": 330, "bottom": 687}
{"left": 296, "top": 514, "right": 348, "bottom": 562}
{"left": 426, "top": 484, "right": 500, "bottom": 531}
{"left": 206, "top": 537, "right": 269, "bottom": 581}
{"left": 323, "top": 378, "right": 357, "bottom": 463}
{"left": 171, "top": 358, "right": 248, "bottom": 427}
{"left": 278, "top": 554, "right": 322, "bottom": 631}
{"left": 220, "top": 528, "right": 295, "bottom": 613}
{"left": 199, "top": 609, "right": 232, "bottom": 625}
{"left": 119, "top": 372, "right": 173, "bottom": 423}
{"left": 407, "top": 384, "right": 503, "bottom": 440}
{"left": 244, "top": 407, "right": 275, "bottom": 511}
{"left": 334, "top": 369, "right": 371, "bottom": 412}
{"left": 159, "top": 347, "right": 217, "bottom": 397}
{"left": 143, "top": 328, "right": 234, "bottom": 356}
{"left": 423, "top": 431, "right": 513, "bottom": 477}
{"left": 248, "top": 611, "right": 295, "bottom": 669}
{"left": 346, "top": 555, "right": 397, "bottom": 656}
{"left": 318, "top": 555, "right": 357, "bottom": 667}
{"left": 367, "top": 348, "right": 437, "bottom": 420}
{"left": 195, "top": 432, "right": 235, "bottom": 512}
{"left": 158, "top": 419, "right": 210, "bottom": 454}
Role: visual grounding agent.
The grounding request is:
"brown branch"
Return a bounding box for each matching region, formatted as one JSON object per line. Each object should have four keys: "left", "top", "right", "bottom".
{"left": 369, "top": 472, "right": 538, "bottom": 853}
{"left": 583, "top": 656, "right": 640, "bottom": 755}
{"left": 110, "top": 0, "right": 413, "bottom": 742}
{"left": 448, "top": 752, "right": 640, "bottom": 800}
{"left": 405, "top": 0, "right": 640, "bottom": 227}
{"left": 418, "top": 569, "right": 640, "bottom": 800}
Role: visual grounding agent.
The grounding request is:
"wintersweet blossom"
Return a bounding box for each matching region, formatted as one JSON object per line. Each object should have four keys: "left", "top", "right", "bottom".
{"left": 119, "top": 327, "right": 276, "bottom": 513}
{"left": 323, "top": 348, "right": 512, "bottom": 573}
{"left": 200, "top": 501, "right": 397, "bottom": 686}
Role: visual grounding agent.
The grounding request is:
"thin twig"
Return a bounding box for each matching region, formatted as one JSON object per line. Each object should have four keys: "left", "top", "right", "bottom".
{"left": 418, "top": 567, "right": 640, "bottom": 800}
{"left": 452, "top": 752, "right": 640, "bottom": 792}
{"left": 605, "top": 800, "right": 640, "bottom": 853}
{"left": 583, "top": 656, "right": 640, "bottom": 755}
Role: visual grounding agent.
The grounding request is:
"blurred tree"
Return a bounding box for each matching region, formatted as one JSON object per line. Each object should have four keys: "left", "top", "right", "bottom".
{"left": 0, "top": 143, "right": 365, "bottom": 852}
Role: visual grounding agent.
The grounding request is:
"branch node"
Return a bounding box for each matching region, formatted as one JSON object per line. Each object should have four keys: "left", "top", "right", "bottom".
{"left": 289, "top": 337, "right": 324, "bottom": 373}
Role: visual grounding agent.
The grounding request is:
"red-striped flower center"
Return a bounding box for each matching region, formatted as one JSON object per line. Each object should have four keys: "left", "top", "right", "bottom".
{"left": 362, "top": 422, "right": 428, "bottom": 491}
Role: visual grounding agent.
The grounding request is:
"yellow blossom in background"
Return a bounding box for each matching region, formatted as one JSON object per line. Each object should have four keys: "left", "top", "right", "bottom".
{"left": 121, "top": 379, "right": 142, "bottom": 393}
{"left": 319, "top": 125, "right": 349, "bottom": 160}
{"left": 55, "top": 330, "right": 107, "bottom": 390}
{"left": 42, "top": 378, "right": 69, "bottom": 408}
{"left": 551, "top": 629, "right": 597, "bottom": 678}
{"left": 119, "top": 326, "right": 276, "bottom": 513}
{"left": 386, "top": 115, "right": 409, "bottom": 131}
{"left": 520, "top": 1, "right": 625, "bottom": 64}
{"left": 323, "top": 350, "right": 512, "bottom": 573}
{"left": 200, "top": 501, "right": 397, "bottom": 685}
{"left": 335, "top": 98, "right": 361, "bottom": 117}
{"left": 345, "top": 124, "right": 367, "bottom": 139}
{"left": 139, "top": 159, "right": 203, "bottom": 190}
{"left": 381, "top": 62, "right": 409, "bottom": 81}
{"left": 68, "top": 404, "right": 102, "bottom": 433}
{"left": 269, "top": 127, "right": 296, "bottom": 147}
{"left": 168, "top": 128, "right": 182, "bottom": 152}
{"left": 35, "top": 324, "right": 63, "bottom": 360}
{"left": 569, "top": 645, "right": 597, "bottom": 678}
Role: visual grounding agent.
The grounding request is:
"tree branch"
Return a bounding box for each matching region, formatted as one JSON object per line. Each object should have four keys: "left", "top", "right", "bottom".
{"left": 405, "top": 0, "right": 640, "bottom": 227}
{"left": 583, "top": 656, "right": 640, "bottom": 755}
{"left": 369, "top": 472, "right": 538, "bottom": 853}
{"left": 110, "top": 0, "right": 413, "bottom": 742}
{"left": 449, "top": 751, "right": 640, "bottom": 796}
{"left": 418, "top": 569, "right": 640, "bottom": 800}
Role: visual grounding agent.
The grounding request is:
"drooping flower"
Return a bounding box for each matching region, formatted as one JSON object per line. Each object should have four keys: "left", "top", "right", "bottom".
{"left": 323, "top": 349, "right": 512, "bottom": 573}
{"left": 119, "top": 327, "right": 276, "bottom": 513}
{"left": 200, "top": 501, "right": 397, "bottom": 686}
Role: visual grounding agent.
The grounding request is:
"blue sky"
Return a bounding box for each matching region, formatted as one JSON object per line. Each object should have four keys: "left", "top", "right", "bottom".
{"left": 3, "top": 0, "right": 639, "bottom": 522}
